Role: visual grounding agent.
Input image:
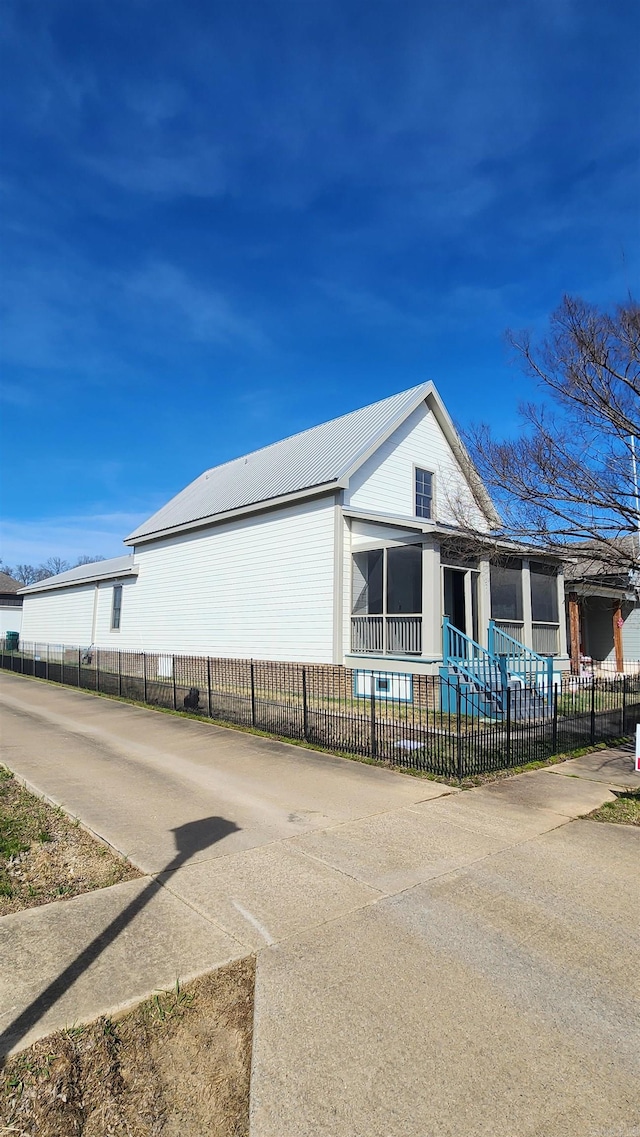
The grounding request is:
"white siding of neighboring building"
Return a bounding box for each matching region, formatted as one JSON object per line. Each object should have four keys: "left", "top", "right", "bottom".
{"left": 91, "top": 496, "right": 337, "bottom": 662}
{"left": 345, "top": 401, "right": 490, "bottom": 531}
{"left": 20, "top": 585, "right": 96, "bottom": 646}
{"left": 0, "top": 606, "right": 22, "bottom": 637}
{"left": 622, "top": 603, "right": 640, "bottom": 660}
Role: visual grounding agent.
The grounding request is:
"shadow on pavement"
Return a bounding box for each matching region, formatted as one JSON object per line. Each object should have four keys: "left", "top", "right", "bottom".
{"left": 0, "top": 815, "right": 240, "bottom": 1059}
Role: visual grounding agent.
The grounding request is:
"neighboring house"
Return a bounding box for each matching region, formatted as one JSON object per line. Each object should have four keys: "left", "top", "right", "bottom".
{"left": 19, "top": 382, "right": 569, "bottom": 678}
{"left": 0, "top": 572, "right": 23, "bottom": 638}
{"left": 564, "top": 538, "right": 640, "bottom": 672}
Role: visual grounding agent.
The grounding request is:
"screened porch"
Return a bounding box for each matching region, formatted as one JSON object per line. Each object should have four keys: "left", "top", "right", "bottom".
{"left": 350, "top": 542, "right": 563, "bottom": 660}
{"left": 351, "top": 544, "right": 423, "bottom": 655}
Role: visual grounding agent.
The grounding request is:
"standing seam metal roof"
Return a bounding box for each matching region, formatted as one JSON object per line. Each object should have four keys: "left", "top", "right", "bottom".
{"left": 19, "top": 554, "right": 138, "bottom": 594}
{"left": 126, "top": 383, "right": 433, "bottom": 542}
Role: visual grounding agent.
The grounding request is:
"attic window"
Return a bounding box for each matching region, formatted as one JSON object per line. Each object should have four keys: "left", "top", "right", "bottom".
{"left": 415, "top": 468, "right": 433, "bottom": 519}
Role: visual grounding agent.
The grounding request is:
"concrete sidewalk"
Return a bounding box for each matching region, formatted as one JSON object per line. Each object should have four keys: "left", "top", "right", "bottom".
{"left": 1, "top": 672, "right": 638, "bottom": 1135}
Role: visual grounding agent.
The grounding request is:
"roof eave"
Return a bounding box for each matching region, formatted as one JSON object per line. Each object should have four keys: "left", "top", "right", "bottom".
{"left": 338, "top": 382, "right": 435, "bottom": 485}
{"left": 339, "top": 382, "right": 501, "bottom": 530}
{"left": 125, "top": 481, "right": 342, "bottom": 547}
{"left": 19, "top": 565, "right": 139, "bottom": 595}
{"left": 425, "top": 387, "right": 502, "bottom": 529}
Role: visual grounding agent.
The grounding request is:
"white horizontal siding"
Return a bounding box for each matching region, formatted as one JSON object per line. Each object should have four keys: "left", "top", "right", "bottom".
{"left": 94, "top": 497, "right": 337, "bottom": 662}
{"left": 0, "top": 606, "right": 22, "bottom": 636}
{"left": 622, "top": 604, "right": 640, "bottom": 660}
{"left": 94, "top": 577, "right": 138, "bottom": 646}
{"left": 20, "top": 586, "right": 95, "bottom": 646}
{"left": 346, "top": 402, "right": 489, "bottom": 531}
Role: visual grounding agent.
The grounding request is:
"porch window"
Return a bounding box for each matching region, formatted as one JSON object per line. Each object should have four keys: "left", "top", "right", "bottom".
{"left": 415, "top": 469, "right": 433, "bottom": 519}
{"left": 530, "top": 562, "right": 558, "bottom": 622}
{"left": 352, "top": 550, "right": 383, "bottom": 614}
{"left": 352, "top": 545, "right": 422, "bottom": 654}
{"left": 490, "top": 559, "right": 523, "bottom": 622}
{"left": 530, "top": 561, "right": 559, "bottom": 654}
{"left": 387, "top": 545, "right": 422, "bottom": 613}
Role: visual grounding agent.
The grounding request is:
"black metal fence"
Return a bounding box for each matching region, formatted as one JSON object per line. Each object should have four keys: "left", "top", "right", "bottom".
{"left": 2, "top": 640, "right": 638, "bottom": 779}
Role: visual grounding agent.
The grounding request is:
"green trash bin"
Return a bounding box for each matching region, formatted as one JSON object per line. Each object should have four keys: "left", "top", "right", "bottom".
{"left": 5, "top": 631, "right": 19, "bottom": 651}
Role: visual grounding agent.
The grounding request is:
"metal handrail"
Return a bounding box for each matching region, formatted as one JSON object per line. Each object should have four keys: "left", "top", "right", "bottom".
{"left": 488, "top": 619, "right": 554, "bottom": 693}
{"left": 442, "top": 617, "right": 506, "bottom": 712}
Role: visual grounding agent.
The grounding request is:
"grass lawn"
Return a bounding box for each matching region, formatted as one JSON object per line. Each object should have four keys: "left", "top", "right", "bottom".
{"left": 584, "top": 790, "right": 640, "bottom": 827}
{"left": 1, "top": 958, "right": 255, "bottom": 1137}
{"left": 0, "top": 767, "right": 140, "bottom": 914}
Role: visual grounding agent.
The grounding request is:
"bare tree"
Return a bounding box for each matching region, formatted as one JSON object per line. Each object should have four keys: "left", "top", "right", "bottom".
{"left": 74, "top": 554, "right": 105, "bottom": 566}
{"left": 467, "top": 295, "right": 640, "bottom": 570}
{"left": 0, "top": 555, "right": 105, "bottom": 584}
{"left": 7, "top": 564, "right": 44, "bottom": 585}
{"left": 40, "top": 556, "right": 71, "bottom": 577}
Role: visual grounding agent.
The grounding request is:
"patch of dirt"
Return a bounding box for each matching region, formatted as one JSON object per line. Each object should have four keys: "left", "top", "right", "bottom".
{"left": 583, "top": 790, "right": 640, "bottom": 826}
{"left": 0, "top": 768, "right": 140, "bottom": 915}
{"left": 0, "top": 957, "right": 255, "bottom": 1137}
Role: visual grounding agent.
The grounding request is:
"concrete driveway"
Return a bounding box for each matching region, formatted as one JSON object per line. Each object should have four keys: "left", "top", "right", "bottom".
{"left": 1, "top": 672, "right": 638, "bottom": 1137}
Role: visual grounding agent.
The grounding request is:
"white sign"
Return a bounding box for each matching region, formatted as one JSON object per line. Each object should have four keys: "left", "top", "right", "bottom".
{"left": 636, "top": 724, "right": 640, "bottom": 774}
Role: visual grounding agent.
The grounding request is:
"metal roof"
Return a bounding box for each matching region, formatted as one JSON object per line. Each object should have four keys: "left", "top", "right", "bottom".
{"left": 20, "top": 554, "right": 138, "bottom": 595}
{"left": 127, "top": 382, "right": 436, "bottom": 543}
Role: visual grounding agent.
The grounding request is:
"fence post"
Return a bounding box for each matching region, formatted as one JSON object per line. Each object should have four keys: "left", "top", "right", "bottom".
{"left": 590, "top": 676, "right": 596, "bottom": 745}
{"left": 546, "top": 657, "right": 554, "bottom": 709}
{"left": 142, "top": 653, "right": 147, "bottom": 704}
{"left": 207, "top": 657, "right": 212, "bottom": 718}
{"left": 302, "top": 666, "right": 309, "bottom": 741}
{"left": 46, "top": 642, "right": 49, "bottom": 682}
{"left": 96, "top": 648, "right": 100, "bottom": 693}
{"left": 78, "top": 646, "right": 81, "bottom": 688}
{"left": 456, "top": 685, "right": 463, "bottom": 780}
{"left": 621, "top": 674, "right": 627, "bottom": 735}
{"left": 172, "top": 656, "right": 177, "bottom": 710}
{"left": 118, "top": 650, "right": 122, "bottom": 698}
{"left": 370, "top": 675, "right": 377, "bottom": 758}
{"left": 505, "top": 685, "right": 511, "bottom": 765}
{"left": 552, "top": 682, "right": 558, "bottom": 754}
{"left": 250, "top": 661, "right": 257, "bottom": 727}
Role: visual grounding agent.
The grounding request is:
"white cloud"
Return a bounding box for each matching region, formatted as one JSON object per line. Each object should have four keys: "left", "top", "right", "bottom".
{"left": 0, "top": 512, "right": 147, "bottom": 567}
{"left": 127, "top": 262, "right": 267, "bottom": 348}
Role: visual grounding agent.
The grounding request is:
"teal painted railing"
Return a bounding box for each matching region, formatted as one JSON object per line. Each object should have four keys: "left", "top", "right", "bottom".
{"left": 488, "top": 620, "right": 554, "bottom": 694}
{"left": 442, "top": 617, "right": 506, "bottom": 713}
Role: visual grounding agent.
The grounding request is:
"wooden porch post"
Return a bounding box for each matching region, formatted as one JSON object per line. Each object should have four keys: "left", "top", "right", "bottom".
{"left": 613, "top": 603, "right": 624, "bottom": 673}
{"left": 568, "top": 591, "right": 581, "bottom": 675}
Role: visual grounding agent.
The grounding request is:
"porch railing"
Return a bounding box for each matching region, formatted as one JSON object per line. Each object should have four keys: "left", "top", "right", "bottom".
{"left": 351, "top": 615, "right": 422, "bottom": 655}
{"left": 488, "top": 619, "right": 554, "bottom": 689}
{"left": 532, "top": 623, "right": 559, "bottom": 656}
{"left": 442, "top": 617, "right": 506, "bottom": 713}
{"left": 351, "top": 616, "right": 384, "bottom": 654}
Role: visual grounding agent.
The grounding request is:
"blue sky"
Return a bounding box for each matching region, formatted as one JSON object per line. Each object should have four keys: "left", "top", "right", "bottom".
{"left": 1, "top": 0, "right": 638, "bottom": 566}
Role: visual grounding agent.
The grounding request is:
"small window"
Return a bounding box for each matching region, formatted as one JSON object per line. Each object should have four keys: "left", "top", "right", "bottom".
{"left": 415, "top": 468, "right": 433, "bottom": 519}
{"left": 111, "top": 584, "right": 122, "bottom": 630}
